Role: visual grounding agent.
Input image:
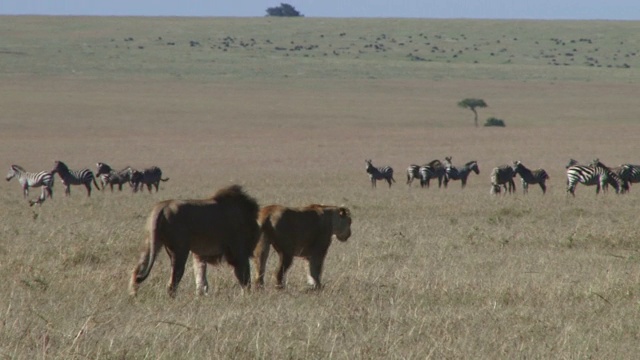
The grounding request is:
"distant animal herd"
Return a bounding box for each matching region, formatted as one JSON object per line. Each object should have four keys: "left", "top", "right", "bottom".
{"left": 365, "top": 157, "right": 640, "bottom": 195}
{"left": 6, "top": 161, "right": 169, "bottom": 206}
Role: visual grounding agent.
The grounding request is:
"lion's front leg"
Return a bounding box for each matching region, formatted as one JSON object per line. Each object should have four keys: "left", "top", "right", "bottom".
{"left": 306, "top": 255, "right": 325, "bottom": 290}
{"left": 192, "top": 255, "right": 209, "bottom": 296}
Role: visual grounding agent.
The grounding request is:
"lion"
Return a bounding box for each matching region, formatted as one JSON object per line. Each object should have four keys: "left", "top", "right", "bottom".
{"left": 253, "top": 204, "right": 352, "bottom": 290}
{"left": 129, "top": 185, "right": 260, "bottom": 297}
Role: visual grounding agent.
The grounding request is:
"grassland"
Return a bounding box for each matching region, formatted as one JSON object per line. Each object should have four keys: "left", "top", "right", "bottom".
{"left": 1, "top": 16, "right": 640, "bottom": 359}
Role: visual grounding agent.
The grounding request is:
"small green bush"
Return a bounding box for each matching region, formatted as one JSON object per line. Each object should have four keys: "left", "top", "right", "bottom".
{"left": 484, "top": 117, "right": 506, "bottom": 127}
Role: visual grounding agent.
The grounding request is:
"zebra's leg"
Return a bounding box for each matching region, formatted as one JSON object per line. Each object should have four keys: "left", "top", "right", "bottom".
{"left": 522, "top": 179, "right": 528, "bottom": 194}
{"left": 540, "top": 182, "right": 547, "bottom": 194}
{"left": 85, "top": 183, "right": 92, "bottom": 197}
{"left": 22, "top": 184, "right": 29, "bottom": 198}
{"left": 65, "top": 184, "right": 71, "bottom": 196}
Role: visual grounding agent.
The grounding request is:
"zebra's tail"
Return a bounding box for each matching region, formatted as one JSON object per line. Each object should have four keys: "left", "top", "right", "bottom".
{"left": 160, "top": 177, "right": 170, "bottom": 182}
{"left": 129, "top": 205, "right": 164, "bottom": 296}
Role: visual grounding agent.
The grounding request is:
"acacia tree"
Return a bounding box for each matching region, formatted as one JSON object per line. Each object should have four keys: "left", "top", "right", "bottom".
{"left": 266, "top": 3, "right": 303, "bottom": 17}
{"left": 457, "top": 98, "right": 488, "bottom": 127}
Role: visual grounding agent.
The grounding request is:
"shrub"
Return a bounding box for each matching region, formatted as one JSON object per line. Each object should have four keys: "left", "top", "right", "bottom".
{"left": 484, "top": 117, "right": 506, "bottom": 127}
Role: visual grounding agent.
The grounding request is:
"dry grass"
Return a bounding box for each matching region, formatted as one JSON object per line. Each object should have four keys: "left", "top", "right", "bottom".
{"left": 1, "top": 17, "right": 640, "bottom": 359}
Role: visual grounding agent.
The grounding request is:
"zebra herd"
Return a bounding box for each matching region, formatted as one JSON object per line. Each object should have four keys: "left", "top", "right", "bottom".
{"left": 6, "top": 161, "right": 169, "bottom": 206}
{"left": 365, "top": 157, "right": 640, "bottom": 196}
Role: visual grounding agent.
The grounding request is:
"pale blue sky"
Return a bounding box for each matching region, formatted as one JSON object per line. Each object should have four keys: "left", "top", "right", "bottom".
{"left": 1, "top": 0, "right": 639, "bottom": 20}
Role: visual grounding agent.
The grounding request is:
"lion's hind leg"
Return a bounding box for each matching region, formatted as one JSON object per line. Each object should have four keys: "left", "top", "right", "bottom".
{"left": 166, "top": 247, "right": 189, "bottom": 298}
{"left": 253, "top": 236, "right": 271, "bottom": 288}
{"left": 275, "top": 252, "right": 294, "bottom": 289}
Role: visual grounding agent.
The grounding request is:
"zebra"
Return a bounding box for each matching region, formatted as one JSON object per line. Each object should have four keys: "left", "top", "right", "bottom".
{"left": 618, "top": 164, "right": 640, "bottom": 192}
{"left": 96, "top": 162, "right": 134, "bottom": 192}
{"left": 512, "top": 161, "right": 549, "bottom": 194}
{"left": 129, "top": 166, "right": 170, "bottom": 193}
{"left": 566, "top": 159, "right": 622, "bottom": 196}
{"left": 490, "top": 165, "right": 516, "bottom": 195}
{"left": 51, "top": 160, "right": 100, "bottom": 197}
{"left": 365, "top": 159, "right": 395, "bottom": 188}
{"left": 6, "top": 164, "right": 54, "bottom": 206}
{"left": 444, "top": 160, "right": 480, "bottom": 188}
{"left": 406, "top": 164, "right": 421, "bottom": 186}
{"left": 419, "top": 159, "right": 446, "bottom": 188}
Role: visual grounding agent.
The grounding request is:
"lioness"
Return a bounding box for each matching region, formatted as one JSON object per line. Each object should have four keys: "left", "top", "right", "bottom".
{"left": 253, "top": 204, "right": 352, "bottom": 289}
{"left": 129, "top": 185, "right": 260, "bottom": 297}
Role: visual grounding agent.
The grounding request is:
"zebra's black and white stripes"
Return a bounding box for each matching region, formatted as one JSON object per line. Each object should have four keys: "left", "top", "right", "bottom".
{"left": 6, "top": 164, "right": 54, "bottom": 205}
{"left": 490, "top": 165, "right": 516, "bottom": 194}
{"left": 512, "top": 161, "right": 549, "bottom": 194}
{"left": 96, "top": 162, "right": 134, "bottom": 192}
{"left": 130, "top": 166, "right": 169, "bottom": 193}
{"left": 365, "top": 159, "right": 395, "bottom": 188}
{"left": 51, "top": 160, "right": 100, "bottom": 197}
{"left": 444, "top": 160, "right": 479, "bottom": 188}
{"left": 566, "top": 159, "right": 622, "bottom": 196}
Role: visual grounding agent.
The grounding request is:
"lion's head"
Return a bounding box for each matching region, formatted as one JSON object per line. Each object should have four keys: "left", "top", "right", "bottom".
{"left": 333, "top": 207, "right": 352, "bottom": 242}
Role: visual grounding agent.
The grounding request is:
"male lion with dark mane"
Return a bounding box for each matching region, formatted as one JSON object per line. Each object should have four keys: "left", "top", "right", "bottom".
{"left": 129, "top": 185, "right": 260, "bottom": 297}
{"left": 253, "top": 204, "right": 352, "bottom": 290}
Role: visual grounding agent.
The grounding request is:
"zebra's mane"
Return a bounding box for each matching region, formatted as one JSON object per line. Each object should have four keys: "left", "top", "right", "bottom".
{"left": 11, "top": 164, "right": 26, "bottom": 172}
{"left": 465, "top": 160, "right": 477, "bottom": 167}
{"left": 54, "top": 160, "right": 71, "bottom": 173}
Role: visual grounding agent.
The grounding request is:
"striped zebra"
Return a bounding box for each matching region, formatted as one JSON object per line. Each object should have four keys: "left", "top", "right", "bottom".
{"left": 618, "top": 164, "right": 640, "bottom": 192}
{"left": 419, "top": 159, "right": 446, "bottom": 188}
{"left": 406, "top": 164, "right": 421, "bottom": 186}
{"left": 96, "top": 162, "right": 134, "bottom": 192}
{"left": 51, "top": 160, "right": 100, "bottom": 197}
{"left": 130, "top": 166, "right": 170, "bottom": 193}
{"left": 490, "top": 165, "right": 516, "bottom": 195}
{"left": 6, "top": 164, "right": 54, "bottom": 206}
{"left": 566, "top": 159, "right": 622, "bottom": 196}
{"left": 512, "top": 161, "right": 549, "bottom": 194}
{"left": 444, "top": 160, "right": 480, "bottom": 188}
{"left": 365, "top": 159, "right": 395, "bottom": 188}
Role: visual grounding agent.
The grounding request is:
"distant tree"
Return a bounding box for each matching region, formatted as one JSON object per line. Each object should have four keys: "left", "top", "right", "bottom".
{"left": 457, "top": 98, "right": 488, "bottom": 127}
{"left": 266, "top": 3, "right": 303, "bottom": 17}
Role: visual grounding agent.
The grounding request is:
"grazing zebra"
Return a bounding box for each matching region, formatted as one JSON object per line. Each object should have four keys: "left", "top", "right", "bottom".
{"left": 566, "top": 159, "right": 622, "bottom": 196}
{"left": 130, "top": 166, "right": 169, "bottom": 193}
{"left": 618, "top": 164, "right": 640, "bottom": 191}
{"left": 444, "top": 160, "right": 480, "bottom": 188}
{"left": 6, "top": 164, "right": 54, "bottom": 206}
{"left": 490, "top": 165, "right": 516, "bottom": 195}
{"left": 365, "top": 159, "right": 395, "bottom": 188}
{"left": 512, "top": 161, "right": 549, "bottom": 194}
{"left": 96, "top": 162, "right": 134, "bottom": 192}
{"left": 51, "top": 160, "right": 100, "bottom": 197}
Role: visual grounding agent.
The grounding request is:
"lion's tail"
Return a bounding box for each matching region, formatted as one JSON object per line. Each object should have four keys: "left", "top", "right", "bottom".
{"left": 129, "top": 206, "right": 164, "bottom": 296}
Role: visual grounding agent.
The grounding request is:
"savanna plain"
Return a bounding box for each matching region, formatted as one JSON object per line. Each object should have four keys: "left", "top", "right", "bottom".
{"left": 1, "top": 16, "right": 640, "bottom": 359}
